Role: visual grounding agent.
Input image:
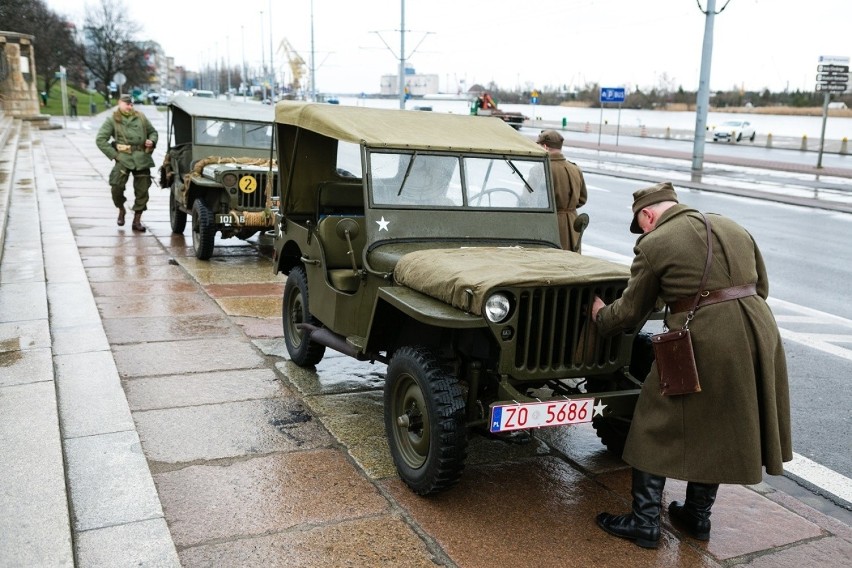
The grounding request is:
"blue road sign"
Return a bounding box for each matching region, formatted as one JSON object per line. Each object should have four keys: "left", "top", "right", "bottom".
{"left": 600, "top": 87, "right": 625, "bottom": 103}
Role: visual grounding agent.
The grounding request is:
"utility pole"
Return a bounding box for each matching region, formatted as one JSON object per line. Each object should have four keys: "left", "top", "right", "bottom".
{"left": 269, "top": 0, "right": 275, "bottom": 99}
{"left": 310, "top": 0, "right": 316, "bottom": 101}
{"left": 691, "top": 0, "right": 727, "bottom": 176}
{"left": 241, "top": 25, "right": 248, "bottom": 101}
{"left": 398, "top": 0, "right": 406, "bottom": 109}
{"left": 260, "top": 11, "right": 266, "bottom": 101}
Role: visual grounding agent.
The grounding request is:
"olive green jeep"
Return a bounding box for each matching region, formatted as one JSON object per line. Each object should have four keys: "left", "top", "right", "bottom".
{"left": 160, "top": 95, "right": 279, "bottom": 259}
{"left": 271, "top": 102, "right": 651, "bottom": 495}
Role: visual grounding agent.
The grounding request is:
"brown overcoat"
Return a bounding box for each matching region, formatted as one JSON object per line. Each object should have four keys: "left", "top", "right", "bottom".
{"left": 597, "top": 204, "right": 792, "bottom": 484}
{"left": 549, "top": 152, "right": 587, "bottom": 252}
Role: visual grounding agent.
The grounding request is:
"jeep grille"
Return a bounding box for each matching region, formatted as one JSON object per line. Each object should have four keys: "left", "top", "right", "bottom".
{"left": 513, "top": 284, "right": 627, "bottom": 374}
{"left": 237, "top": 173, "right": 274, "bottom": 210}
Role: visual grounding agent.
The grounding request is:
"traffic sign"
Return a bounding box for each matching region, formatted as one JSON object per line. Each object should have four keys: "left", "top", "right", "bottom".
{"left": 817, "top": 73, "right": 849, "bottom": 82}
{"left": 818, "top": 64, "right": 849, "bottom": 73}
{"left": 600, "top": 87, "right": 625, "bottom": 103}
{"left": 816, "top": 83, "right": 847, "bottom": 93}
{"left": 818, "top": 55, "right": 850, "bottom": 66}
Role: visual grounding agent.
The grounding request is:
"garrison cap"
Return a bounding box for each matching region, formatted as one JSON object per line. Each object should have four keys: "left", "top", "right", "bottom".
{"left": 536, "top": 129, "right": 564, "bottom": 149}
{"left": 119, "top": 94, "right": 132, "bottom": 103}
{"left": 630, "top": 182, "right": 679, "bottom": 234}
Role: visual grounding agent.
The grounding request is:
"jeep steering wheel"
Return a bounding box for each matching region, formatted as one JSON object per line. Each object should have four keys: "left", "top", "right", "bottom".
{"left": 468, "top": 188, "right": 520, "bottom": 207}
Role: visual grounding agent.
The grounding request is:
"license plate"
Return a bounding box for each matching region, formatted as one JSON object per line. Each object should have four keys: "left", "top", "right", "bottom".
{"left": 490, "top": 398, "right": 594, "bottom": 433}
{"left": 216, "top": 214, "right": 244, "bottom": 225}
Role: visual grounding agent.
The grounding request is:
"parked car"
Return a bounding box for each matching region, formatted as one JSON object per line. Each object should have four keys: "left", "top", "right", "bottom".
{"left": 271, "top": 102, "right": 655, "bottom": 495}
{"left": 158, "top": 95, "right": 278, "bottom": 259}
{"left": 713, "top": 120, "right": 756, "bottom": 142}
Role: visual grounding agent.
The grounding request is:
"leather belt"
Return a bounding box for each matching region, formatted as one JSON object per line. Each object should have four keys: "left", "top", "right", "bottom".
{"left": 668, "top": 283, "right": 758, "bottom": 314}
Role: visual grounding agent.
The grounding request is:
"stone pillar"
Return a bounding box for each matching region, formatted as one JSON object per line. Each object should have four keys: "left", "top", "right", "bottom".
{"left": 0, "top": 31, "right": 42, "bottom": 118}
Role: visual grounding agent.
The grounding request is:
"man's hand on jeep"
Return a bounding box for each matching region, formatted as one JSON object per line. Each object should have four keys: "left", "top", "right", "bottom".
{"left": 591, "top": 296, "right": 606, "bottom": 321}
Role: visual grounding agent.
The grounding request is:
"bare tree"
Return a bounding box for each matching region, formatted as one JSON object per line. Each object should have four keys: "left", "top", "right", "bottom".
{"left": 81, "top": 0, "right": 145, "bottom": 100}
{"left": 0, "top": 0, "right": 83, "bottom": 96}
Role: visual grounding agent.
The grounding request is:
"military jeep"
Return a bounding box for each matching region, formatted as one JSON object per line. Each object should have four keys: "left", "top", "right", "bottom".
{"left": 271, "top": 102, "right": 651, "bottom": 495}
{"left": 160, "top": 95, "right": 278, "bottom": 260}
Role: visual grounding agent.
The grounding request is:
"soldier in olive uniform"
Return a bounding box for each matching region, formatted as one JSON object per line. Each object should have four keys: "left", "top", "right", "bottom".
{"left": 590, "top": 182, "right": 792, "bottom": 548}
{"left": 96, "top": 94, "right": 158, "bottom": 231}
{"left": 536, "top": 129, "right": 587, "bottom": 252}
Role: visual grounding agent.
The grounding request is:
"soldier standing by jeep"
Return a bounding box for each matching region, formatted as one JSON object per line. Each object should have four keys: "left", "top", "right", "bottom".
{"left": 96, "top": 93, "right": 158, "bottom": 231}
{"left": 535, "top": 129, "right": 587, "bottom": 252}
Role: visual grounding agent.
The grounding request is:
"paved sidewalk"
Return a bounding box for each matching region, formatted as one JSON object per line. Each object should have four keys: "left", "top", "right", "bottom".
{"left": 1, "top": 111, "right": 851, "bottom": 566}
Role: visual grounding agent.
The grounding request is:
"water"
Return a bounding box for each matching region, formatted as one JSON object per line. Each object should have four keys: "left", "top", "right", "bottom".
{"left": 338, "top": 96, "right": 852, "bottom": 141}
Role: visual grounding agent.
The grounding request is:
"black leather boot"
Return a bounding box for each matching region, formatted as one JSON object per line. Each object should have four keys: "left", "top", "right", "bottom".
{"left": 597, "top": 468, "right": 666, "bottom": 549}
{"left": 668, "top": 482, "right": 718, "bottom": 541}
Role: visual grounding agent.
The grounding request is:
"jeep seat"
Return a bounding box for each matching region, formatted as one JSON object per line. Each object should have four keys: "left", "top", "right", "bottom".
{"left": 316, "top": 215, "right": 367, "bottom": 292}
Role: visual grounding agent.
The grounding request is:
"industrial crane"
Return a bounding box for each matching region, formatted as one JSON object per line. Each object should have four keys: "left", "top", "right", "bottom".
{"left": 277, "top": 38, "right": 307, "bottom": 96}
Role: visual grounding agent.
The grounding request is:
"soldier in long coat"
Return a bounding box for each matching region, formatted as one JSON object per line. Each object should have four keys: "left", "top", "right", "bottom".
{"left": 96, "top": 94, "right": 158, "bottom": 231}
{"left": 536, "top": 130, "right": 587, "bottom": 252}
{"left": 590, "top": 182, "right": 792, "bottom": 549}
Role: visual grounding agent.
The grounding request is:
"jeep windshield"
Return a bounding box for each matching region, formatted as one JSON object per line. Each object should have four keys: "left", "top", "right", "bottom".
{"left": 195, "top": 119, "right": 273, "bottom": 150}
{"left": 369, "top": 151, "right": 549, "bottom": 210}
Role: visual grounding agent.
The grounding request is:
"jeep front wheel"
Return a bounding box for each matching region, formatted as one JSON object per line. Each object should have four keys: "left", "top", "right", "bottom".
{"left": 384, "top": 346, "right": 467, "bottom": 495}
{"left": 282, "top": 266, "right": 326, "bottom": 366}
{"left": 191, "top": 199, "right": 216, "bottom": 260}
{"left": 169, "top": 188, "right": 187, "bottom": 234}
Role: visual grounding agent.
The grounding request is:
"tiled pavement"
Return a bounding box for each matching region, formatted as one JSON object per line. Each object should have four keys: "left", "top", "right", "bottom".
{"left": 1, "top": 110, "right": 851, "bottom": 566}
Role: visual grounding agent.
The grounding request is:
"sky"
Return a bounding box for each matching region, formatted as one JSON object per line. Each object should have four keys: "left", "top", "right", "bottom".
{"left": 43, "top": 0, "right": 852, "bottom": 95}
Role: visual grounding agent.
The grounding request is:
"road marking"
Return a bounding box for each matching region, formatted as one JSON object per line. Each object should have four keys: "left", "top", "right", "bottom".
{"left": 786, "top": 454, "right": 852, "bottom": 508}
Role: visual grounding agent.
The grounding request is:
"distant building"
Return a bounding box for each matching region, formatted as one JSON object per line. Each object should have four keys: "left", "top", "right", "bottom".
{"left": 380, "top": 66, "right": 439, "bottom": 96}
{"left": 828, "top": 101, "right": 848, "bottom": 110}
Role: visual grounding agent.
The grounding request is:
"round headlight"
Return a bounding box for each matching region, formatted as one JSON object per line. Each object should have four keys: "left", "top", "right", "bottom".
{"left": 484, "top": 294, "right": 511, "bottom": 323}
{"left": 222, "top": 173, "right": 238, "bottom": 187}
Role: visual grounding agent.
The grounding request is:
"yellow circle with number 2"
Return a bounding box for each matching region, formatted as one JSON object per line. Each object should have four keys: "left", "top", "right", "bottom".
{"left": 239, "top": 175, "right": 257, "bottom": 194}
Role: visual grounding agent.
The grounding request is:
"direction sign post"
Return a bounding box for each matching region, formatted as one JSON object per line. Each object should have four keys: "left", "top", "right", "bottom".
{"left": 816, "top": 56, "right": 849, "bottom": 169}
{"left": 598, "top": 87, "right": 626, "bottom": 146}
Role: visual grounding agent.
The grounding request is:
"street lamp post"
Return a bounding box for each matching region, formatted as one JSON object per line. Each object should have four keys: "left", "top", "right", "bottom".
{"left": 691, "top": 0, "right": 718, "bottom": 176}
{"left": 260, "top": 11, "right": 266, "bottom": 101}
{"left": 269, "top": 0, "right": 275, "bottom": 99}
{"left": 241, "top": 25, "right": 248, "bottom": 101}
{"left": 227, "top": 35, "right": 232, "bottom": 95}
{"left": 398, "top": 0, "right": 405, "bottom": 109}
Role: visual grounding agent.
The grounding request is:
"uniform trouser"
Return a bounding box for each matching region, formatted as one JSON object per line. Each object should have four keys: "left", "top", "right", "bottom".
{"left": 109, "top": 163, "right": 151, "bottom": 211}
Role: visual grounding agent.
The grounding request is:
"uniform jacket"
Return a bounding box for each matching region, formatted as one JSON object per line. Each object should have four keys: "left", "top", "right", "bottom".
{"left": 96, "top": 110, "right": 158, "bottom": 170}
{"left": 596, "top": 204, "right": 792, "bottom": 484}
{"left": 549, "top": 152, "right": 587, "bottom": 251}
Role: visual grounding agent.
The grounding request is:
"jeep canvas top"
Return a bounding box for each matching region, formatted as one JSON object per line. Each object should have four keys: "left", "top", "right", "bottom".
{"left": 271, "top": 101, "right": 652, "bottom": 495}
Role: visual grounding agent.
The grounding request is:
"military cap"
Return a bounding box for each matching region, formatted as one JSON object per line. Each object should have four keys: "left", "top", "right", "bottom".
{"left": 630, "top": 181, "right": 679, "bottom": 234}
{"left": 118, "top": 94, "right": 132, "bottom": 103}
{"left": 536, "top": 129, "right": 564, "bottom": 149}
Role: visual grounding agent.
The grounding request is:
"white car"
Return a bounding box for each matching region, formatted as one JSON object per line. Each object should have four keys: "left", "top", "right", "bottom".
{"left": 713, "top": 120, "right": 756, "bottom": 143}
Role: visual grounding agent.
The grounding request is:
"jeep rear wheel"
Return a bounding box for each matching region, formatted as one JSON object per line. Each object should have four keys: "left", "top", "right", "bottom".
{"left": 384, "top": 346, "right": 467, "bottom": 495}
{"left": 191, "top": 199, "right": 216, "bottom": 260}
{"left": 169, "top": 188, "right": 187, "bottom": 233}
{"left": 282, "top": 266, "right": 326, "bottom": 366}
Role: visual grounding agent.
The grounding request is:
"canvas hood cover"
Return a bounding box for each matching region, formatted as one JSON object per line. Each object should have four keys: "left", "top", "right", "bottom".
{"left": 394, "top": 247, "right": 630, "bottom": 315}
